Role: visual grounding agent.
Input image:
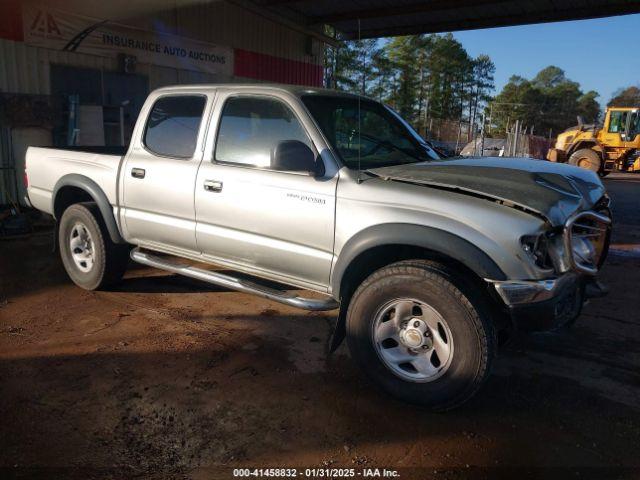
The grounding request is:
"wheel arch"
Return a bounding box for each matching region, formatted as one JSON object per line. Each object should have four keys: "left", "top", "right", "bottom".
{"left": 331, "top": 223, "right": 506, "bottom": 300}
{"left": 328, "top": 224, "right": 508, "bottom": 353}
{"left": 53, "top": 174, "right": 125, "bottom": 244}
{"left": 568, "top": 140, "right": 603, "bottom": 156}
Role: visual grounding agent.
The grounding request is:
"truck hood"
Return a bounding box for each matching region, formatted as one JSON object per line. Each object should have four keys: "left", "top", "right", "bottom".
{"left": 368, "top": 157, "right": 606, "bottom": 226}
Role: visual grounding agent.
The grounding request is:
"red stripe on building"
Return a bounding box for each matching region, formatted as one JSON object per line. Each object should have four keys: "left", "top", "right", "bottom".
{"left": 234, "top": 48, "right": 323, "bottom": 87}
{"left": 0, "top": 0, "right": 23, "bottom": 42}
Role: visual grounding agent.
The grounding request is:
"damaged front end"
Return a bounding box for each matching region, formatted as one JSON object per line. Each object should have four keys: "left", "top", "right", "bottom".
{"left": 368, "top": 157, "right": 613, "bottom": 331}
{"left": 367, "top": 156, "right": 607, "bottom": 227}
{"left": 488, "top": 199, "right": 612, "bottom": 331}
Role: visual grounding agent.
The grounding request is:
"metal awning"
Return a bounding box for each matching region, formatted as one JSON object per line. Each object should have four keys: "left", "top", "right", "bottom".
{"left": 245, "top": 0, "right": 640, "bottom": 39}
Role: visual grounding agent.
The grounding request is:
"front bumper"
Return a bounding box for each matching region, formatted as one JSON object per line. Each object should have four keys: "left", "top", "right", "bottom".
{"left": 488, "top": 274, "right": 604, "bottom": 331}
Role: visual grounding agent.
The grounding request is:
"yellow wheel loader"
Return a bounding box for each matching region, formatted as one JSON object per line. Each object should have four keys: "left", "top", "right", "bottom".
{"left": 547, "top": 107, "right": 640, "bottom": 175}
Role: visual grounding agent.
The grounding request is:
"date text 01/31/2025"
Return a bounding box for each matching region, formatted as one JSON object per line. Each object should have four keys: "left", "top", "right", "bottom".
{"left": 232, "top": 468, "right": 401, "bottom": 478}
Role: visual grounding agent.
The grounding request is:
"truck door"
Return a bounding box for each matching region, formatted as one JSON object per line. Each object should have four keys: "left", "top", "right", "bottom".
{"left": 194, "top": 93, "right": 337, "bottom": 289}
{"left": 121, "top": 93, "right": 210, "bottom": 252}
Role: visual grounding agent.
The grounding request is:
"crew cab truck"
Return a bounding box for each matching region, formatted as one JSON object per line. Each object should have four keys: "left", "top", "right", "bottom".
{"left": 26, "top": 85, "right": 612, "bottom": 410}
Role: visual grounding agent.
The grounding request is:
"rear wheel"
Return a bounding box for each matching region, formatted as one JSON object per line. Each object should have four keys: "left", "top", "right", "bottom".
{"left": 569, "top": 148, "right": 602, "bottom": 173}
{"left": 346, "top": 260, "right": 496, "bottom": 411}
{"left": 59, "top": 203, "right": 129, "bottom": 290}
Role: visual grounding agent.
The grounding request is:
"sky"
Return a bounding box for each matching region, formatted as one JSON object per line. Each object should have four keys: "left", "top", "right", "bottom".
{"left": 452, "top": 13, "right": 640, "bottom": 107}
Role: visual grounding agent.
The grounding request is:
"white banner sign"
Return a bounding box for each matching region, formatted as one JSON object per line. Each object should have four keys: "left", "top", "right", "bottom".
{"left": 23, "top": 4, "right": 233, "bottom": 76}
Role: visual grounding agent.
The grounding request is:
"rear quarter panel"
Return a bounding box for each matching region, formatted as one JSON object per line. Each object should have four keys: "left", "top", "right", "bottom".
{"left": 26, "top": 147, "right": 121, "bottom": 216}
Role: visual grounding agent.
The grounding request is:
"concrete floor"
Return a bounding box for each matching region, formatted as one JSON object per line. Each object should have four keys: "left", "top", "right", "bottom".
{"left": 1, "top": 173, "right": 639, "bottom": 479}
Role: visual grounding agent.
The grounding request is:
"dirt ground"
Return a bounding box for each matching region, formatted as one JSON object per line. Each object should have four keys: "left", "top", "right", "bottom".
{"left": 1, "top": 174, "right": 640, "bottom": 479}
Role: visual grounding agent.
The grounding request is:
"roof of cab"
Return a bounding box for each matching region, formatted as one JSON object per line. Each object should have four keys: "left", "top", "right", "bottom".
{"left": 151, "top": 83, "right": 365, "bottom": 99}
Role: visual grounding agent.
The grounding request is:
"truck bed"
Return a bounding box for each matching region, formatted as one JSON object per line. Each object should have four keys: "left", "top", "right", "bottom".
{"left": 26, "top": 146, "right": 125, "bottom": 216}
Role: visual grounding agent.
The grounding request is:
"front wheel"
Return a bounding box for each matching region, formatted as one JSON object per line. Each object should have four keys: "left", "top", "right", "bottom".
{"left": 346, "top": 260, "right": 496, "bottom": 411}
{"left": 568, "top": 148, "right": 602, "bottom": 173}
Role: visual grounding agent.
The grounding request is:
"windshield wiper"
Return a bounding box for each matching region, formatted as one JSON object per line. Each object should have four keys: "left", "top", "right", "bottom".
{"left": 358, "top": 132, "right": 426, "bottom": 162}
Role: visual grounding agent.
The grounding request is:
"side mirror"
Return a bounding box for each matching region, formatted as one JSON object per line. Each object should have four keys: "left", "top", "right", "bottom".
{"left": 271, "top": 140, "right": 318, "bottom": 175}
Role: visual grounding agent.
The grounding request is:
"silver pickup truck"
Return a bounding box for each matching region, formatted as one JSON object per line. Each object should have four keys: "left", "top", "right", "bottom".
{"left": 26, "top": 84, "right": 611, "bottom": 410}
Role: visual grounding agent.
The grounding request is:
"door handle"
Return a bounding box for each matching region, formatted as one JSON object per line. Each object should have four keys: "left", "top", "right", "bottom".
{"left": 204, "top": 180, "right": 223, "bottom": 192}
{"left": 131, "top": 168, "right": 146, "bottom": 179}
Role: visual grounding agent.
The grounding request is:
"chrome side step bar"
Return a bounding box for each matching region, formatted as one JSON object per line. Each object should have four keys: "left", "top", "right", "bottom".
{"left": 130, "top": 248, "right": 340, "bottom": 311}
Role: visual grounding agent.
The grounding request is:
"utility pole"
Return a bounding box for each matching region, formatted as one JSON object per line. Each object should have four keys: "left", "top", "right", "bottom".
{"left": 513, "top": 119, "right": 520, "bottom": 157}
{"left": 480, "top": 112, "right": 486, "bottom": 157}
{"left": 488, "top": 102, "right": 493, "bottom": 135}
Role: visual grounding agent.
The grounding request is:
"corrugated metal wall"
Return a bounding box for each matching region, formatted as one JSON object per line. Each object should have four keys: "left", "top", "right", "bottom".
{"left": 0, "top": 38, "right": 237, "bottom": 95}
{"left": 171, "top": 1, "right": 320, "bottom": 65}
{"left": 0, "top": 0, "right": 323, "bottom": 95}
{"left": 0, "top": 127, "right": 16, "bottom": 205}
{"left": 0, "top": 39, "right": 116, "bottom": 95}
{"left": 39, "top": 0, "right": 321, "bottom": 65}
{"left": 0, "top": 2, "right": 325, "bottom": 205}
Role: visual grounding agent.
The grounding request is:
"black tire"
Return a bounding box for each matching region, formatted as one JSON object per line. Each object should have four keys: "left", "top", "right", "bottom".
{"left": 58, "top": 202, "right": 129, "bottom": 290}
{"left": 345, "top": 260, "right": 496, "bottom": 411}
{"left": 568, "top": 148, "right": 601, "bottom": 173}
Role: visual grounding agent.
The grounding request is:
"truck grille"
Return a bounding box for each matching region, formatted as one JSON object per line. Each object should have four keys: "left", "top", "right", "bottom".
{"left": 564, "top": 208, "right": 611, "bottom": 275}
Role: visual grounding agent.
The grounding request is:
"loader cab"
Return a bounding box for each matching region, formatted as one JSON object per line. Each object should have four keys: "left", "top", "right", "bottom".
{"left": 603, "top": 108, "right": 640, "bottom": 145}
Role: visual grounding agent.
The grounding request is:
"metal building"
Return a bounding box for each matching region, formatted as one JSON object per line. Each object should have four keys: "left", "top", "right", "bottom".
{"left": 0, "top": 0, "right": 329, "bottom": 203}
{"left": 1, "top": 0, "right": 638, "bottom": 205}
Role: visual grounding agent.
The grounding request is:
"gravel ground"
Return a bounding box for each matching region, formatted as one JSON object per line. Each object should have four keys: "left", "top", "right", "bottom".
{"left": 1, "top": 173, "right": 639, "bottom": 479}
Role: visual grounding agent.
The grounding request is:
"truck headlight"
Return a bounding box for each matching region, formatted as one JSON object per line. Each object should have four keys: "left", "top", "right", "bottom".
{"left": 522, "top": 209, "right": 611, "bottom": 276}
{"left": 572, "top": 235, "right": 597, "bottom": 265}
{"left": 521, "top": 233, "right": 554, "bottom": 272}
{"left": 564, "top": 211, "right": 611, "bottom": 275}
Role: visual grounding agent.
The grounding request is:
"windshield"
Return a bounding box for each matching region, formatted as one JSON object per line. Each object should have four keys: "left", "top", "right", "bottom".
{"left": 628, "top": 110, "right": 640, "bottom": 140}
{"left": 302, "top": 95, "right": 440, "bottom": 169}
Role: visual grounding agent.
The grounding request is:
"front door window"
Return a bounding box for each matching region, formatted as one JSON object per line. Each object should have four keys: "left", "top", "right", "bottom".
{"left": 215, "top": 96, "right": 312, "bottom": 168}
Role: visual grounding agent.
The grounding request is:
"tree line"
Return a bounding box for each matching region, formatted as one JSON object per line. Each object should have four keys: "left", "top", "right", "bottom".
{"left": 491, "top": 66, "right": 600, "bottom": 136}
{"left": 608, "top": 86, "right": 640, "bottom": 107}
{"left": 323, "top": 34, "right": 633, "bottom": 140}
{"left": 324, "top": 33, "right": 495, "bottom": 138}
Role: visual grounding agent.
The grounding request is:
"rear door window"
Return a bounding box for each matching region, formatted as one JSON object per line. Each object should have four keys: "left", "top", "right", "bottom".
{"left": 144, "top": 95, "right": 206, "bottom": 158}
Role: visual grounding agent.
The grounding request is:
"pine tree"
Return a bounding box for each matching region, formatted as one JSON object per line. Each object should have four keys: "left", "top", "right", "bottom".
{"left": 470, "top": 55, "right": 495, "bottom": 134}
{"left": 384, "top": 36, "right": 423, "bottom": 122}
{"left": 324, "top": 37, "right": 378, "bottom": 95}
{"left": 425, "top": 34, "right": 472, "bottom": 122}
{"left": 323, "top": 32, "right": 491, "bottom": 137}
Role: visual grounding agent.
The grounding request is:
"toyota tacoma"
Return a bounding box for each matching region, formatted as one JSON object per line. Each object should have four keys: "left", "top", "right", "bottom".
{"left": 25, "top": 85, "right": 611, "bottom": 410}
